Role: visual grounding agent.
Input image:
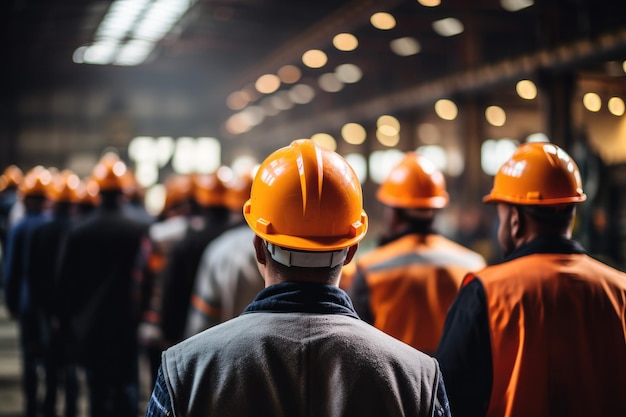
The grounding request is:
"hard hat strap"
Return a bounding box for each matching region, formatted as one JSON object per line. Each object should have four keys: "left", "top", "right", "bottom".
{"left": 265, "top": 241, "right": 348, "bottom": 268}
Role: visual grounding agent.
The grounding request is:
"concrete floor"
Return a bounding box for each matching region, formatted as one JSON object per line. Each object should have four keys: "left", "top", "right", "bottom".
{"left": 0, "top": 293, "right": 152, "bottom": 417}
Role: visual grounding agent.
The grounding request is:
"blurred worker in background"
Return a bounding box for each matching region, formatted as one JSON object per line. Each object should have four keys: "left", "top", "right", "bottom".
{"left": 122, "top": 169, "right": 154, "bottom": 225}
{"left": 185, "top": 171, "right": 264, "bottom": 338}
{"left": 155, "top": 170, "right": 230, "bottom": 348}
{"left": 29, "top": 169, "right": 81, "bottom": 417}
{"left": 138, "top": 173, "right": 195, "bottom": 386}
{"left": 0, "top": 165, "right": 24, "bottom": 263}
{"left": 145, "top": 139, "right": 451, "bottom": 417}
{"left": 2, "top": 165, "right": 52, "bottom": 417}
{"left": 347, "top": 152, "right": 486, "bottom": 354}
{"left": 436, "top": 142, "right": 626, "bottom": 417}
{"left": 56, "top": 153, "right": 148, "bottom": 417}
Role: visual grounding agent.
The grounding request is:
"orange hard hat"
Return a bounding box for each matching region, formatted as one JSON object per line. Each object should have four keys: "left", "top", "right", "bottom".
{"left": 162, "top": 174, "right": 193, "bottom": 214}
{"left": 2, "top": 165, "right": 23, "bottom": 188}
{"left": 224, "top": 172, "right": 254, "bottom": 212}
{"left": 483, "top": 142, "right": 587, "bottom": 205}
{"left": 377, "top": 152, "right": 449, "bottom": 209}
{"left": 92, "top": 153, "right": 128, "bottom": 192}
{"left": 76, "top": 177, "right": 101, "bottom": 206}
{"left": 243, "top": 139, "right": 368, "bottom": 252}
{"left": 19, "top": 166, "right": 52, "bottom": 197}
{"left": 48, "top": 169, "right": 81, "bottom": 203}
{"left": 193, "top": 172, "right": 227, "bottom": 207}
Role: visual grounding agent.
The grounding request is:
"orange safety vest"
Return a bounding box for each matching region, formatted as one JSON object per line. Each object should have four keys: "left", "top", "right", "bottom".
{"left": 469, "top": 253, "right": 626, "bottom": 417}
{"left": 355, "top": 233, "right": 486, "bottom": 353}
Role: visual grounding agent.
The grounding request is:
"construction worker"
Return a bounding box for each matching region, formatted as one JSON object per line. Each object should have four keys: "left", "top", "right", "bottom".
{"left": 0, "top": 165, "right": 24, "bottom": 259}
{"left": 145, "top": 139, "right": 451, "bottom": 417}
{"left": 2, "top": 165, "right": 52, "bottom": 417}
{"left": 347, "top": 152, "right": 486, "bottom": 354}
{"left": 185, "top": 171, "right": 264, "bottom": 337}
{"left": 138, "top": 173, "right": 195, "bottom": 386}
{"left": 156, "top": 170, "right": 231, "bottom": 347}
{"left": 29, "top": 169, "right": 81, "bottom": 417}
{"left": 56, "top": 154, "right": 148, "bottom": 417}
{"left": 436, "top": 142, "right": 626, "bottom": 417}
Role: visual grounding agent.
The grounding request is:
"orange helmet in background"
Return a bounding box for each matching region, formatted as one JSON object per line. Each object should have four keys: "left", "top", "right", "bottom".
{"left": 483, "top": 142, "right": 587, "bottom": 205}
{"left": 377, "top": 152, "right": 449, "bottom": 209}
{"left": 76, "top": 177, "right": 101, "bottom": 206}
{"left": 48, "top": 169, "right": 81, "bottom": 203}
{"left": 92, "top": 152, "right": 128, "bottom": 192}
{"left": 19, "top": 166, "right": 52, "bottom": 198}
{"left": 243, "top": 139, "right": 368, "bottom": 252}
{"left": 2, "top": 165, "right": 23, "bottom": 189}
{"left": 162, "top": 174, "right": 193, "bottom": 215}
{"left": 193, "top": 172, "right": 227, "bottom": 207}
{"left": 224, "top": 172, "right": 254, "bottom": 212}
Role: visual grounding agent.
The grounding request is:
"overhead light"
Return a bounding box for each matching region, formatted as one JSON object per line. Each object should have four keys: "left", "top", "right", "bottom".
{"left": 302, "top": 49, "right": 328, "bottom": 68}
{"left": 333, "top": 33, "right": 359, "bottom": 51}
{"left": 370, "top": 12, "right": 396, "bottom": 30}
{"left": 390, "top": 37, "right": 421, "bottom": 56}
{"left": 255, "top": 74, "right": 281, "bottom": 94}
{"left": 608, "top": 97, "right": 625, "bottom": 116}
{"left": 335, "top": 64, "right": 362, "bottom": 84}
{"left": 432, "top": 18, "right": 464, "bottom": 37}
{"left": 277, "top": 65, "right": 301, "bottom": 84}
{"left": 341, "top": 123, "right": 367, "bottom": 145}
{"left": 500, "top": 0, "right": 534, "bottom": 12}
{"left": 435, "top": 99, "right": 458, "bottom": 120}
{"left": 485, "top": 106, "right": 506, "bottom": 126}
{"left": 318, "top": 73, "right": 344, "bottom": 93}
{"left": 583, "top": 92, "right": 601, "bottom": 112}
{"left": 417, "top": 0, "right": 441, "bottom": 6}
{"left": 310, "top": 133, "right": 337, "bottom": 151}
{"left": 516, "top": 79, "right": 537, "bottom": 100}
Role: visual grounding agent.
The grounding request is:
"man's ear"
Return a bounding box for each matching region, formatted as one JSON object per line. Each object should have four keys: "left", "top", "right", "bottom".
{"left": 343, "top": 244, "right": 359, "bottom": 265}
{"left": 253, "top": 235, "right": 267, "bottom": 265}
{"left": 510, "top": 206, "right": 523, "bottom": 239}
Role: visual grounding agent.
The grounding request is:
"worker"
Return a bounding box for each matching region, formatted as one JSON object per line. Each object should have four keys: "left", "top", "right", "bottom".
{"left": 347, "top": 151, "right": 486, "bottom": 354}
{"left": 56, "top": 154, "right": 148, "bottom": 417}
{"left": 155, "top": 170, "right": 231, "bottom": 348}
{"left": 2, "top": 165, "right": 52, "bottom": 417}
{"left": 29, "top": 169, "right": 81, "bottom": 417}
{"left": 138, "top": 173, "right": 194, "bottom": 386}
{"left": 145, "top": 139, "right": 451, "bottom": 417}
{"left": 185, "top": 171, "right": 264, "bottom": 337}
{"left": 0, "top": 165, "right": 24, "bottom": 259}
{"left": 436, "top": 142, "right": 626, "bottom": 417}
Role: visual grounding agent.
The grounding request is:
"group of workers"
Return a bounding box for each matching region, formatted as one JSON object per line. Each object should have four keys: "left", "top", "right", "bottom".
{"left": 1, "top": 138, "right": 625, "bottom": 417}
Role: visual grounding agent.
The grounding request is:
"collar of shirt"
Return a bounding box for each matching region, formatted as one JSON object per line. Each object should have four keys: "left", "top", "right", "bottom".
{"left": 242, "top": 281, "right": 360, "bottom": 319}
{"left": 503, "top": 235, "right": 586, "bottom": 263}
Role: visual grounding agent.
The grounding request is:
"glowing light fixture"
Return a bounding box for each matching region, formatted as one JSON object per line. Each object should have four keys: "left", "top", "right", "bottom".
{"left": 481, "top": 139, "right": 518, "bottom": 175}
{"left": 341, "top": 123, "right": 367, "bottom": 145}
{"left": 344, "top": 153, "right": 367, "bottom": 184}
{"left": 500, "top": 0, "right": 534, "bottom": 12}
{"left": 289, "top": 84, "right": 315, "bottom": 104}
{"left": 369, "top": 150, "right": 405, "bottom": 184}
{"left": 417, "top": 123, "right": 441, "bottom": 144}
{"left": 370, "top": 12, "right": 396, "bottom": 30}
{"left": 302, "top": 49, "right": 328, "bottom": 68}
{"left": 485, "top": 106, "right": 506, "bottom": 127}
{"left": 583, "top": 92, "right": 601, "bottom": 112}
{"left": 516, "top": 79, "right": 537, "bottom": 100}
{"left": 390, "top": 37, "right": 421, "bottom": 56}
{"left": 277, "top": 65, "right": 301, "bottom": 84}
{"left": 318, "top": 73, "right": 344, "bottom": 93}
{"left": 226, "top": 91, "right": 249, "bottom": 110}
{"left": 432, "top": 18, "right": 464, "bottom": 37}
{"left": 435, "top": 99, "right": 458, "bottom": 120}
{"left": 608, "top": 97, "right": 625, "bottom": 116}
{"left": 335, "top": 64, "right": 362, "bottom": 84}
{"left": 418, "top": 0, "right": 441, "bottom": 6}
{"left": 310, "top": 133, "right": 337, "bottom": 151}
{"left": 333, "top": 33, "right": 359, "bottom": 51}
{"left": 255, "top": 74, "right": 281, "bottom": 94}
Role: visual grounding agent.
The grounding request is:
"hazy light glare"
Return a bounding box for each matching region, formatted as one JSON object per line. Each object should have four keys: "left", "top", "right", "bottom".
{"left": 485, "top": 106, "right": 506, "bottom": 126}
{"left": 261, "top": 98, "right": 280, "bottom": 116}
{"left": 390, "top": 37, "right": 421, "bottom": 56}
{"left": 145, "top": 184, "right": 166, "bottom": 216}
{"left": 344, "top": 153, "right": 367, "bottom": 184}
{"left": 500, "top": 0, "right": 534, "bottom": 12}
{"left": 156, "top": 136, "right": 175, "bottom": 167}
{"left": 271, "top": 91, "right": 294, "bottom": 110}
{"left": 225, "top": 113, "right": 252, "bottom": 135}
{"left": 240, "top": 106, "right": 265, "bottom": 126}
{"left": 376, "top": 130, "right": 400, "bottom": 147}
{"left": 255, "top": 74, "right": 281, "bottom": 94}
{"left": 84, "top": 41, "right": 118, "bottom": 65}
{"left": 333, "top": 33, "right": 359, "bottom": 51}
{"left": 516, "top": 79, "right": 537, "bottom": 100}
{"left": 526, "top": 133, "right": 549, "bottom": 142}
{"left": 195, "top": 137, "right": 221, "bottom": 174}
{"left": 128, "top": 136, "right": 157, "bottom": 162}
{"left": 481, "top": 139, "right": 519, "bottom": 175}
{"left": 583, "top": 92, "right": 601, "bottom": 112}
{"left": 417, "top": 145, "right": 447, "bottom": 171}
{"left": 369, "top": 150, "right": 405, "bottom": 184}
{"left": 302, "top": 49, "right": 328, "bottom": 68}
{"left": 377, "top": 115, "right": 400, "bottom": 131}
{"left": 335, "top": 64, "right": 362, "bottom": 83}
{"left": 435, "top": 99, "right": 458, "bottom": 120}
{"left": 135, "top": 160, "right": 159, "bottom": 187}
{"left": 370, "top": 12, "right": 396, "bottom": 30}
{"left": 172, "top": 137, "right": 197, "bottom": 174}
{"left": 417, "top": 123, "right": 441, "bottom": 144}
{"left": 341, "top": 123, "right": 367, "bottom": 145}
{"left": 289, "top": 84, "right": 315, "bottom": 104}
{"left": 432, "top": 18, "right": 464, "bottom": 37}
{"left": 277, "top": 65, "right": 301, "bottom": 84}
{"left": 318, "top": 73, "right": 344, "bottom": 92}
{"left": 226, "top": 91, "right": 249, "bottom": 110}
{"left": 608, "top": 97, "right": 625, "bottom": 116}
{"left": 623, "top": 61, "right": 626, "bottom": 74}
{"left": 311, "top": 133, "right": 337, "bottom": 151}
{"left": 115, "top": 39, "right": 153, "bottom": 65}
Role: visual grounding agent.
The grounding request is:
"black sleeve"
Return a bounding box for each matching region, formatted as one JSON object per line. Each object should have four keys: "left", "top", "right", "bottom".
{"left": 347, "top": 268, "right": 374, "bottom": 324}
{"left": 435, "top": 278, "right": 492, "bottom": 417}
